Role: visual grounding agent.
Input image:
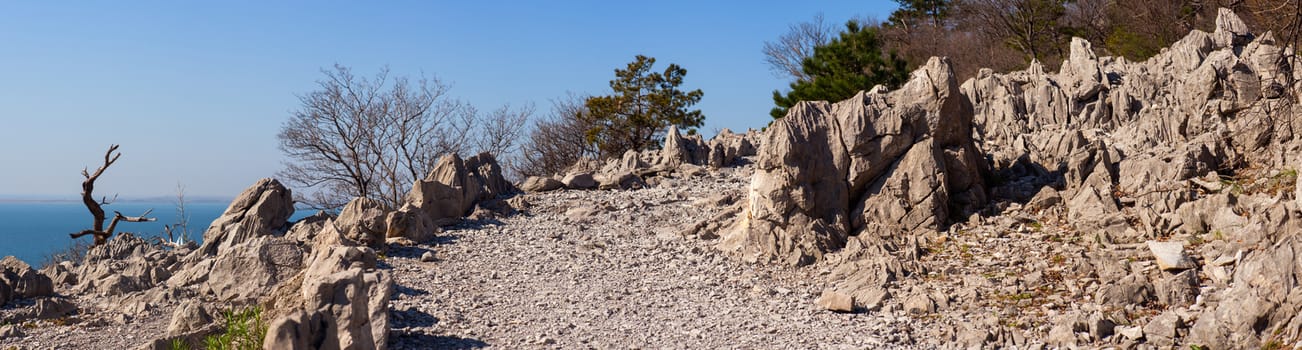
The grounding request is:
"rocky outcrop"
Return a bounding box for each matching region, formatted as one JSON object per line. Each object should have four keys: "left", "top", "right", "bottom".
{"left": 74, "top": 233, "right": 179, "bottom": 297}
{"left": 262, "top": 246, "right": 392, "bottom": 350}
{"left": 197, "top": 178, "right": 294, "bottom": 256}
{"left": 1, "top": 256, "right": 54, "bottom": 302}
{"left": 656, "top": 125, "right": 710, "bottom": 168}
{"left": 327, "top": 197, "right": 390, "bottom": 252}
{"left": 966, "top": 7, "right": 1300, "bottom": 246}
{"left": 718, "top": 101, "right": 851, "bottom": 266}
{"left": 525, "top": 127, "right": 761, "bottom": 194}
{"left": 165, "top": 301, "right": 214, "bottom": 337}
{"left": 561, "top": 172, "right": 597, "bottom": 190}
{"left": 521, "top": 176, "right": 564, "bottom": 192}
{"left": 204, "top": 236, "right": 305, "bottom": 301}
{"left": 720, "top": 57, "right": 988, "bottom": 266}
{"left": 387, "top": 152, "right": 516, "bottom": 242}
{"left": 285, "top": 211, "right": 331, "bottom": 243}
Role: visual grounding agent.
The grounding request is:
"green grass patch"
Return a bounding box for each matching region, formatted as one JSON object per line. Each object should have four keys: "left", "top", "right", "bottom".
{"left": 172, "top": 306, "right": 268, "bottom": 350}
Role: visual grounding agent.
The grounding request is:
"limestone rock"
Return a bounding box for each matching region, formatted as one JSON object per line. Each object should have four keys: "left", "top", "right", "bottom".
{"left": 262, "top": 246, "right": 391, "bottom": 350}
{"left": 1147, "top": 240, "right": 1197, "bottom": 271}
{"left": 1295, "top": 169, "right": 1302, "bottom": 208}
{"left": 38, "top": 261, "right": 77, "bottom": 287}
{"left": 597, "top": 172, "right": 646, "bottom": 190}
{"left": 1143, "top": 311, "right": 1183, "bottom": 347}
{"left": 465, "top": 152, "right": 517, "bottom": 198}
{"left": 390, "top": 152, "right": 517, "bottom": 242}
{"left": 562, "top": 172, "right": 597, "bottom": 190}
{"left": 1025, "top": 187, "right": 1062, "bottom": 212}
{"left": 1096, "top": 272, "right": 1153, "bottom": 306}
{"left": 71, "top": 234, "right": 182, "bottom": 298}
{"left": 1116, "top": 325, "right": 1143, "bottom": 341}
{"left": 659, "top": 125, "right": 693, "bottom": 167}
{"left": 0, "top": 324, "right": 22, "bottom": 339}
{"left": 205, "top": 236, "right": 306, "bottom": 301}
{"left": 285, "top": 211, "right": 332, "bottom": 243}
{"left": 383, "top": 209, "right": 436, "bottom": 244}
{"left": 705, "top": 128, "right": 757, "bottom": 168}
{"left": 1058, "top": 37, "right": 1105, "bottom": 102}
{"left": 852, "top": 138, "right": 949, "bottom": 235}
{"left": 407, "top": 153, "right": 481, "bottom": 221}
{"left": 19, "top": 297, "right": 76, "bottom": 321}
{"left": 904, "top": 293, "right": 935, "bottom": 314}
{"left": 0, "top": 256, "right": 53, "bottom": 300}
{"left": 522, "top": 176, "right": 564, "bottom": 192}
{"left": 166, "top": 301, "right": 212, "bottom": 337}
{"left": 330, "top": 197, "right": 390, "bottom": 252}
{"left": 722, "top": 57, "right": 987, "bottom": 267}
{"left": 720, "top": 101, "right": 849, "bottom": 266}
{"left": 0, "top": 280, "right": 9, "bottom": 307}
{"left": 264, "top": 310, "right": 329, "bottom": 349}
{"left": 815, "top": 290, "right": 853, "bottom": 312}
{"left": 198, "top": 178, "right": 294, "bottom": 256}
{"left": 1154, "top": 269, "right": 1200, "bottom": 307}
{"left": 1214, "top": 7, "right": 1253, "bottom": 48}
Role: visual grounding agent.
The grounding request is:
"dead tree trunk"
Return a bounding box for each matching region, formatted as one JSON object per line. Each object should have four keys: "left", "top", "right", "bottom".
{"left": 69, "top": 145, "right": 156, "bottom": 246}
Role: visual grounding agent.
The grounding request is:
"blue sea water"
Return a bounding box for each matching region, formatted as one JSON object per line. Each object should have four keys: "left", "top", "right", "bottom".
{"left": 0, "top": 201, "right": 230, "bottom": 265}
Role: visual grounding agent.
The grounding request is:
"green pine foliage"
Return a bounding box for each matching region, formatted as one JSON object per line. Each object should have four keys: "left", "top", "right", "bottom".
{"left": 583, "top": 55, "right": 704, "bottom": 158}
{"left": 771, "top": 21, "right": 909, "bottom": 119}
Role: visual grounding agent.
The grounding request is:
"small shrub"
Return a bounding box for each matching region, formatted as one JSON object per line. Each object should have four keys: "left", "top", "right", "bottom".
{"left": 40, "top": 238, "right": 92, "bottom": 269}
{"left": 201, "top": 306, "right": 267, "bottom": 350}
{"left": 170, "top": 338, "right": 192, "bottom": 350}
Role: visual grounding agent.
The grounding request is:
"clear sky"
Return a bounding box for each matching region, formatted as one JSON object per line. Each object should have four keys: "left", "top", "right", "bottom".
{"left": 0, "top": 1, "right": 898, "bottom": 199}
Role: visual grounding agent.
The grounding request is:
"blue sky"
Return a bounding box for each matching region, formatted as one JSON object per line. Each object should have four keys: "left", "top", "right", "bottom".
{"left": 0, "top": 1, "right": 898, "bottom": 198}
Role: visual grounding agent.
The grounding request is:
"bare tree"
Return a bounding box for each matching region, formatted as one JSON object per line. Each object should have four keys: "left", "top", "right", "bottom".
{"left": 163, "top": 183, "right": 191, "bottom": 248}
{"left": 514, "top": 93, "right": 599, "bottom": 177}
{"left": 69, "top": 145, "right": 156, "bottom": 247}
{"left": 476, "top": 103, "right": 535, "bottom": 180}
{"left": 279, "top": 65, "right": 476, "bottom": 209}
{"left": 959, "top": 0, "right": 1070, "bottom": 66}
{"left": 763, "top": 13, "right": 834, "bottom": 83}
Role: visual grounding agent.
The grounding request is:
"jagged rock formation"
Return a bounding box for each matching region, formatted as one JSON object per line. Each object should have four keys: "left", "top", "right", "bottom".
{"left": 718, "top": 57, "right": 989, "bottom": 266}
{"left": 954, "top": 11, "right": 1302, "bottom": 346}
{"left": 701, "top": 8, "right": 1302, "bottom": 348}
{"left": 386, "top": 152, "right": 517, "bottom": 242}
{"left": 1, "top": 256, "right": 53, "bottom": 303}
{"left": 262, "top": 246, "right": 392, "bottom": 349}
{"left": 324, "top": 197, "right": 390, "bottom": 252}
{"left": 519, "top": 127, "right": 760, "bottom": 193}
{"left": 197, "top": 178, "right": 294, "bottom": 256}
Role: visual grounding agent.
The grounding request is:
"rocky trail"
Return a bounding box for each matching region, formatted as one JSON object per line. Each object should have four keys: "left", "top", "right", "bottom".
{"left": 386, "top": 168, "right": 914, "bottom": 349}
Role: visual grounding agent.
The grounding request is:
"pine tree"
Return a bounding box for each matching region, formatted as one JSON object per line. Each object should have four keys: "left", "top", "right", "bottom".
{"left": 771, "top": 21, "right": 909, "bottom": 119}
{"left": 583, "top": 55, "right": 704, "bottom": 158}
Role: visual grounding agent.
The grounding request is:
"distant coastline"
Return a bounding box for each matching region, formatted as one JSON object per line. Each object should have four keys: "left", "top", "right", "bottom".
{"left": 0, "top": 196, "right": 234, "bottom": 204}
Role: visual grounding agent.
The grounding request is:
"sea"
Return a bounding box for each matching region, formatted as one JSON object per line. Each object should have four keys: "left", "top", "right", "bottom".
{"left": 0, "top": 200, "right": 312, "bottom": 266}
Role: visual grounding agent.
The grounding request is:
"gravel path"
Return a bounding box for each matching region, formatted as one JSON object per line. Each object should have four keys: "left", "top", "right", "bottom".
{"left": 385, "top": 171, "right": 915, "bottom": 349}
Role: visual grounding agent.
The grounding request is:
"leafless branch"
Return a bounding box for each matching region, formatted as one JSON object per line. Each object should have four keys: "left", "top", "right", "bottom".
{"left": 70, "top": 145, "right": 155, "bottom": 247}
{"left": 763, "top": 13, "right": 833, "bottom": 83}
